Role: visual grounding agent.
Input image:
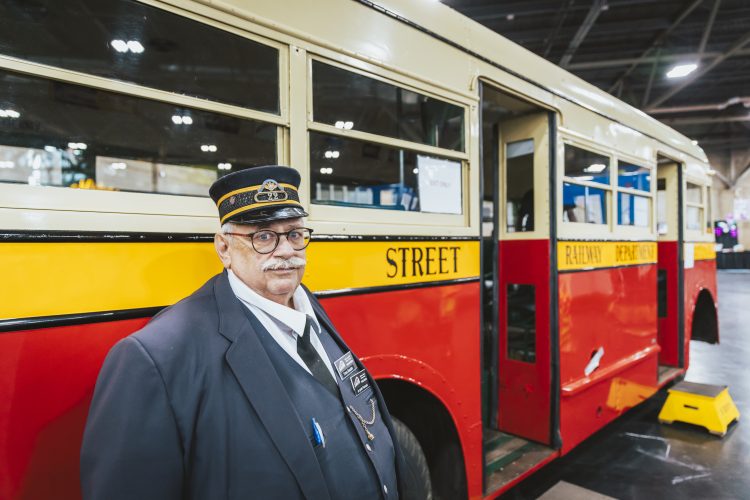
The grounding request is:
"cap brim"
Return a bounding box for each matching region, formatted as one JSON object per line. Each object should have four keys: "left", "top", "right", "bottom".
{"left": 231, "top": 206, "right": 309, "bottom": 225}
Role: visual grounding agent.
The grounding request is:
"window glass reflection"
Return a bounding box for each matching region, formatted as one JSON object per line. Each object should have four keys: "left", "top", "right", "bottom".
{"left": 505, "top": 139, "right": 534, "bottom": 232}
{"left": 0, "top": 69, "right": 276, "bottom": 195}
{"left": 312, "top": 61, "right": 464, "bottom": 151}
{"left": 564, "top": 144, "right": 610, "bottom": 184}
{"left": 310, "top": 131, "right": 462, "bottom": 214}
{"left": 618, "top": 192, "right": 650, "bottom": 227}
{"left": 686, "top": 182, "right": 702, "bottom": 204}
{"left": 0, "top": 0, "right": 279, "bottom": 112}
{"left": 618, "top": 161, "right": 651, "bottom": 192}
{"left": 562, "top": 182, "right": 607, "bottom": 224}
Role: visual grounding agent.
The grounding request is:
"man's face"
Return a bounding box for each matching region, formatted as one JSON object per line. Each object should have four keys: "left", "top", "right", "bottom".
{"left": 215, "top": 218, "right": 306, "bottom": 306}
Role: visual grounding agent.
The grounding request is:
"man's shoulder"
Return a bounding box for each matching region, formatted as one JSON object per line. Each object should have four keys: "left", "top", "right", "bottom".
{"left": 130, "top": 273, "right": 223, "bottom": 354}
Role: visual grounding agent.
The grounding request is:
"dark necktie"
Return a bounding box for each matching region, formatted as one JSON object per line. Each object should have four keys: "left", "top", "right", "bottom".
{"left": 297, "top": 316, "right": 339, "bottom": 398}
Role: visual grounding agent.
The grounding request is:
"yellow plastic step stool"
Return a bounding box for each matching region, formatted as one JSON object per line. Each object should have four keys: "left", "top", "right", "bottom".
{"left": 658, "top": 381, "right": 740, "bottom": 437}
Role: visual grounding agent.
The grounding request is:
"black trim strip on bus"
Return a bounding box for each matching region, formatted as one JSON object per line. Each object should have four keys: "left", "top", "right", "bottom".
{"left": 311, "top": 235, "right": 479, "bottom": 242}
{"left": 548, "top": 111, "right": 562, "bottom": 450}
{"left": 314, "top": 276, "right": 479, "bottom": 299}
{"left": 557, "top": 261, "right": 658, "bottom": 274}
{"left": 1, "top": 230, "right": 214, "bottom": 243}
{"left": 353, "top": 0, "right": 707, "bottom": 165}
{"left": 677, "top": 164, "right": 686, "bottom": 367}
{"left": 488, "top": 119, "right": 500, "bottom": 431}
{"left": 1, "top": 230, "right": 479, "bottom": 244}
{"left": 0, "top": 306, "right": 165, "bottom": 333}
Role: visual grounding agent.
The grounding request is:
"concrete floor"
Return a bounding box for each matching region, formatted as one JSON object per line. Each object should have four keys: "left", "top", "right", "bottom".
{"left": 502, "top": 271, "right": 749, "bottom": 499}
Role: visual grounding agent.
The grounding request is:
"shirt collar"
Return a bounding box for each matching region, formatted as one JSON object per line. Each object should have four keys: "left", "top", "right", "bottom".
{"left": 227, "top": 269, "right": 316, "bottom": 337}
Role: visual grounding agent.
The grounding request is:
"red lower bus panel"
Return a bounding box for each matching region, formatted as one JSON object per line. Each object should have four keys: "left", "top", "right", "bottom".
{"left": 684, "top": 258, "right": 718, "bottom": 367}
{"left": 320, "top": 282, "right": 483, "bottom": 499}
{"left": 657, "top": 241, "right": 680, "bottom": 366}
{"left": 558, "top": 264, "right": 658, "bottom": 453}
{"left": 0, "top": 318, "right": 149, "bottom": 500}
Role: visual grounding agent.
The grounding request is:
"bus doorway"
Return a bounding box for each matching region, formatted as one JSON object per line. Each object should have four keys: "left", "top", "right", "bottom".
{"left": 480, "top": 83, "right": 556, "bottom": 493}
{"left": 656, "top": 154, "right": 684, "bottom": 382}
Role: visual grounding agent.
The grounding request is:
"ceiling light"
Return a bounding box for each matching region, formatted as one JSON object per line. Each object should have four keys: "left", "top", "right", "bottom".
{"left": 578, "top": 175, "right": 594, "bottom": 182}
{"left": 691, "top": 140, "right": 699, "bottom": 145}
{"left": 110, "top": 162, "right": 127, "bottom": 170}
{"left": 506, "top": 14, "right": 515, "bottom": 20}
{"left": 172, "top": 115, "right": 192, "bottom": 125}
{"left": 334, "top": 121, "right": 354, "bottom": 130}
{"left": 218, "top": 162, "right": 232, "bottom": 170}
{"left": 201, "top": 144, "right": 217, "bottom": 152}
{"left": 413, "top": 168, "right": 419, "bottom": 174}
{"left": 110, "top": 39, "right": 128, "bottom": 53}
{"left": 111, "top": 39, "right": 145, "bottom": 54}
{"left": 67, "top": 142, "right": 87, "bottom": 150}
{"left": 0, "top": 109, "right": 20, "bottom": 119}
{"left": 127, "top": 40, "right": 145, "bottom": 54}
{"left": 666, "top": 63, "right": 698, "bottom": 79}
{"left": 584, "top": 163, "right": 607, "bottom": 173}
{"left": 0, "top": 161, "right": 14, "bottom": 169}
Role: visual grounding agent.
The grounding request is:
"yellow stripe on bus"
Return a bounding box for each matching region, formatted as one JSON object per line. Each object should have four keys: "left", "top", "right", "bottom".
{"left": 0, "top": 242, "right": 221, "bottom": 321}
{"left": 303, "top": 240, "right": 480, "bottom": 292}
{"left": 1, "top": 240, "right": 480, "bottom": 320}
{"left": 691, "top": 242, "right": 716, "bottom": 261}
{"left": 558, "top": 241, "right": 657, "bottom": 271}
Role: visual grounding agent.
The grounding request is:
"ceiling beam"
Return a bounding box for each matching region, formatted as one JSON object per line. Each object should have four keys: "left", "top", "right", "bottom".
{"left": 568, "top": 49, "right": 750, "bottom": 69}
{"left": 559, "top": 0, "right": 607, "bottom": 67}
{"left": 659, "top": 115, "right": 750, "bottom": 125}
{"left": 607, "top": 0, "right": 704, "bottom": 93}
{"left": 646, "top": 30, "right": 750, "bottom": 110}
{"left": 698, "top": 0, "right": 722, "bottom": 54}
{"left": 543, "top": 0, "right": 574, "bottom": 58}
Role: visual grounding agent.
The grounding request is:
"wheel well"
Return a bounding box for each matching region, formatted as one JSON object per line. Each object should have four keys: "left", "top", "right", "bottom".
{"left": 378, "top": 379, "right": 467, "bottom": 500}
{"left": 691, "top": 289, "right": 718, "bottom": 344}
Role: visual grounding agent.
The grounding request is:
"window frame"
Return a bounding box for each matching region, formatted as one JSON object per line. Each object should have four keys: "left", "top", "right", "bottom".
{"left": 305, "top": 54, "right": 471, "bottom": 228}
{"left": 560, "top": 140, "right": 613, "bottom": 232}
{"left": 0, "top": 2, "right": 288, "bottom": 227}
{"left": 684, "top": 179, "right": 708, "bottom": 237}
{"left": 615, "top": 157, "right": 655, "bottom": 234}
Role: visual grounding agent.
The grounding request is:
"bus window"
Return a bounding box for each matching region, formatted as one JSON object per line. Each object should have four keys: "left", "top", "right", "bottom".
{"left": 562, "top": 145, "right": 610, "bottom": 224}
{"left": 562, "top": 183, "right": 608, "bottom": 224}
{"left": 657, "top": 178, "right": 668, "bottom": 234}
{"left": 312, "top": 61, "right": 464, "bottom": 151}
{"left": 309, "top": 131, "right": 462, "bottom": 214}
{"left": 0, "top": 69, "right": 277, "bottom": 194}
{"left": 617, "top": 160, "right": 652, "bottom": 227}
{"left": 0, "top": 0, "right": 280, "bottom": 112}
{"left": 507, "top": 284, "right": 536, "bottom": 363}
{"left": 685, "top": 182, "right": 704, "bottom": 231}
{"left": 505, "top": 139, "right": 534, "bottom": 232}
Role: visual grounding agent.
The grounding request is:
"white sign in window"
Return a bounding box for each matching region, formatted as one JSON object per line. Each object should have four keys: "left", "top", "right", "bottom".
{"left": 417, "top": 155, "right": 462, "bottom": 214}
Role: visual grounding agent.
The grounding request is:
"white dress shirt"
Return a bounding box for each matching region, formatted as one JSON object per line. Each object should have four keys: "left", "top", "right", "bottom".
{"left": 227, "top": 270, "right": 337, "bottom": 380}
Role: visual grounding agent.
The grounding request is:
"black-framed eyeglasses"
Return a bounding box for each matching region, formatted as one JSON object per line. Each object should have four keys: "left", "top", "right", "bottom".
{"left": 224, "top": 227, "right": 313, "bottom": 254}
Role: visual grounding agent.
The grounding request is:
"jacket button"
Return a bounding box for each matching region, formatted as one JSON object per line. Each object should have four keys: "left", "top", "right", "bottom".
{"left": 365, "top": 443, "right": 372, "bottom": 452}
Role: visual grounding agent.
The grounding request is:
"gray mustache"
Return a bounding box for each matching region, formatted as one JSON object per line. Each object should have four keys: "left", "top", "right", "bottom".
{"left": 262, "top": 257, "right": 306, "bottom": 271}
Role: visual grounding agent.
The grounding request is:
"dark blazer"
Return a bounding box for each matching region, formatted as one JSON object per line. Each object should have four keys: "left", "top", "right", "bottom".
{"left": 80, "top": 272, "right": 405, "bottom": 499}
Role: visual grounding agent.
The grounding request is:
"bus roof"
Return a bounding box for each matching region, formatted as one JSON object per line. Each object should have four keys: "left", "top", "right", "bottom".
{"left": 371, "top": 0, "right": 709, "bottom": 164}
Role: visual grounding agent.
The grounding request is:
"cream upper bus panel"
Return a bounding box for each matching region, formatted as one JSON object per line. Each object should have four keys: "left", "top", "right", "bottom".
{"left": 195, "top": 0, "right": 476, "bottom": 101}
{"left": 368, "top": 0, "right": 707, "bottom": 163}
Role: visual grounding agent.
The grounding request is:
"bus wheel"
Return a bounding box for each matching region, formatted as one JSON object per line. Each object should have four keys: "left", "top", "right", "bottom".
{"left": 392, "top": 417, "right": 433, "bottom": 500}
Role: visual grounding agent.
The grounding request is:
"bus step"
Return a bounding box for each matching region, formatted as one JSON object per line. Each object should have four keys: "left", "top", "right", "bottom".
{"left": 483, "top": 429, "right": 556, "bottom": 494}
{"left": 658, "top": 381, "right": 740, "bottom": 437}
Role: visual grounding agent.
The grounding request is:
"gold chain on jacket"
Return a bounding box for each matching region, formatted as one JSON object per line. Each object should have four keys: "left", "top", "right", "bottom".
{"left": 348, "top": 399, "right": 376, "bottom": 441}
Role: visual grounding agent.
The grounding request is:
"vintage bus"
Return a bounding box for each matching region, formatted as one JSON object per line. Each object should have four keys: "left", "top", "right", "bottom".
{"left": 0, "top": 0, "right": 718, "bottom": 498}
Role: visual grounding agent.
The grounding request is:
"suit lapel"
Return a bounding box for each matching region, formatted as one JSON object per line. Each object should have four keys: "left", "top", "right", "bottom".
{"left": 215, "top": 273, "right": 331, "bottom": 500}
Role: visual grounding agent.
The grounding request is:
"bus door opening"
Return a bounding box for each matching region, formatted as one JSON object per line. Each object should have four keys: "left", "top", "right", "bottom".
{"left": 480, "top": 84, "right": 557, "bottom": 493}
{"left": 496, "top": 112, "right": 552, "bottom": 445}
{"left": 656, "top": 154, "right": 684, "bottom": 381}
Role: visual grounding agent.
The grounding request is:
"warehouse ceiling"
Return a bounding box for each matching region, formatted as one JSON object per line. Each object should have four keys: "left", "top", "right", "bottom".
{"left": 443, "top": 0, "right": 749, "bottom": 171}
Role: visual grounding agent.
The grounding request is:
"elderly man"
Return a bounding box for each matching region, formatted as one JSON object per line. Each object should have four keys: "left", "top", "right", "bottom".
{"left": 81, "top": 166, "right": 404, "bottom": 499}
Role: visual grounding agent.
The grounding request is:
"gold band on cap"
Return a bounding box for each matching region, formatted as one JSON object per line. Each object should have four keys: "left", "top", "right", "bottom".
{"left": 216, "top": 182, "right": 297, "bottom": 207}
{"left": 220, "top": 199, "right": 304, "bottom": 225}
